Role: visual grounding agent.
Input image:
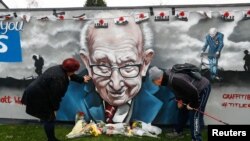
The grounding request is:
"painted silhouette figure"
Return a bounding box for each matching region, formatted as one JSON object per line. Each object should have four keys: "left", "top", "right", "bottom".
{"left": 243, "top": 50, "right": 250, "bottom": 71}
{"left": 32, "top": 55, "right": 44, "bottom": 76}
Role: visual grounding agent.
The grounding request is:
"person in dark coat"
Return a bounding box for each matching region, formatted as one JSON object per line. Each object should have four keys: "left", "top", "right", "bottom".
{"left": 148, "top": 66, "right": 211, "bottom": 141}
{"left": 21, "top": 58, "right": 91, "bottom": 141}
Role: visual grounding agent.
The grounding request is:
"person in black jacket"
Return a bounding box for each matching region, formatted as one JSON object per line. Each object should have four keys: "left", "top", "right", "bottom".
{"left": 21, "top": 58, "right": 91, "bottom": 141}
{"left": 148, "top": 66, "right": 211, "bottom": 141}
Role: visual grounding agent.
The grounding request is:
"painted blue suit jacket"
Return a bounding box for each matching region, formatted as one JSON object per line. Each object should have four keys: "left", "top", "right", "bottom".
{"left": 202, "top": 32, "right": 224, "bottom": 58}
{"left": 57, "top": 76, "right": 178, "bottom": 124}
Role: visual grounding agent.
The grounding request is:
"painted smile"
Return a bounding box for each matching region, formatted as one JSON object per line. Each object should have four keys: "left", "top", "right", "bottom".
{"left": 108, "top": 89, "right": 125, "bottom": 98}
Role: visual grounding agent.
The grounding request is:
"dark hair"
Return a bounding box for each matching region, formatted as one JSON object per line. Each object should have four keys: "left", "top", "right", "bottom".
{"left": 62, "top": 58, "right": 80, "bottom": 72}
{"left": 32, "top": 55, "right": 37, "bottom": 60}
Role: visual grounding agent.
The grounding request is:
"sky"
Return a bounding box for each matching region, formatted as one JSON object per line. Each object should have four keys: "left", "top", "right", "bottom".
{"left": 2, "top": 0, "right": 250, "bottom": 8}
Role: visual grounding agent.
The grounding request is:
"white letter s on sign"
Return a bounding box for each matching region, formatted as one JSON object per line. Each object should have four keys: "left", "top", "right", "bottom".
{"left": 0, "top": 35, "right": 8, "bottom": 53}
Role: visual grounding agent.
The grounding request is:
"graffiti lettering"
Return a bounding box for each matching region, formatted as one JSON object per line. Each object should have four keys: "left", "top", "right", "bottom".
{"left": 0, "top": 21, "right": 24, "bottom": 34}
{"left": 222, "top": 94, "right": 250, "bottom": 100}
{"left": 14, "top": 96, "right": 22, "bottom": 104}
{"left": 0, "top": 95, "right": 12, "bottom": 103}
{"left": 221, "top": 102, "right": 250, "bottom": 108}
{"left": 0, "top": 95, "right": 22, "bottom": 105}
{"left": 221, "top": 94, "right": 250, "bottom": 109}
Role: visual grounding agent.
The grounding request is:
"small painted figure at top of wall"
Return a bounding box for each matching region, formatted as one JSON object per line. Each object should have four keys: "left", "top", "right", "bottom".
{"left": 32, "top": 54, "right": 44, "bottom": 76}
{"left": 243, "top": 50, "right": 250, "bottom": 71}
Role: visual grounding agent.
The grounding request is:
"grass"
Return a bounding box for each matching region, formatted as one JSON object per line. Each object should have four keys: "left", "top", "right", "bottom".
{"left": 0, "top": 123, "right": 208, "bottom": 141}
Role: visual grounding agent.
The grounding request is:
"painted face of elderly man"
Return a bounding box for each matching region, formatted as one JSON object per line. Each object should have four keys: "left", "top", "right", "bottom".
{"left": 80, "top": 13, "right": 154, "bottom": 106}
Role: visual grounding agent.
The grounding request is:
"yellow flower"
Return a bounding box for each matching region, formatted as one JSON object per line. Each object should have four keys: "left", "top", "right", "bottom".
{"left": 132, "top": 122, "right": 137, "bottom": 128}
{"left": 126, "top": 129, "right": 133, "bottom": 137}
{"left": 89, "top": 124, "right": 101, "bottom": 136}
{"left": 132, "top": 121, "right": 142, "bottom": 128}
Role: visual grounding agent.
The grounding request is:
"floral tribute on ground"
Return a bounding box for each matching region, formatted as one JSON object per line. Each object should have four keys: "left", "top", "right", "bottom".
{"left": 66, "top": 112, "right": 162, "bottom": 139}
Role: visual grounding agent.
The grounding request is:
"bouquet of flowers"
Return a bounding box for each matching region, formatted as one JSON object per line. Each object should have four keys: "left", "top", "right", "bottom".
{"left": 75, "top": 111, "right": 85, "bottom": 123}
{"left": 66, "top": 118, "right": 88, "bottom": 138}
{"left": 131, "top": 120, "right": 162, "bottom": 138}
{"left": 66, "top": 120, "right": 102, "bottom": 138}
{"left": 102, "top": 123, "right": 127, "bottom": 135}
{"left": 66, "top": 112, "right": 102, "bottom": 138}
{"left": 87, "top": 122, "right": 102, "bottom": 136}
{"left": 66, "top": 113, "right": 162, "bottom": 139}
{"left": 124, "top": 125, "right": 133, "bottom": 137}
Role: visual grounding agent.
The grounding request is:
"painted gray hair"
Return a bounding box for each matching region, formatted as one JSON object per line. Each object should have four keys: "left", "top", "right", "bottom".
{"left": 148, "top": 66, "right": 164, "bottom": 81}
{"left": 80, "top": 11, "right": 153, "bottom": 54}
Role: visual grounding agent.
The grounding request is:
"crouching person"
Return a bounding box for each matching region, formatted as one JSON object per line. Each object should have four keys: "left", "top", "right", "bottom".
{"left": 148, "top": 66, "right": 211, "bottom": 141}
{"left": 21, "top": 58, "right": 91, "bottom": 141}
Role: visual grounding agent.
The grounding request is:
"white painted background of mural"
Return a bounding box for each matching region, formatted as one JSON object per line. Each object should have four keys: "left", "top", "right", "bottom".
{"left": 205, "top": 86, "right": 250, "bottom": 125}
{"left": 0, "top": 88, "right": 37, "bottom": 120}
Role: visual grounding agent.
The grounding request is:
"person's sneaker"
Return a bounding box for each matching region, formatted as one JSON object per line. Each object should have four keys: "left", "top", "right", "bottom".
{"left": 166, "top": 131, "right": 184, "bottom": 138}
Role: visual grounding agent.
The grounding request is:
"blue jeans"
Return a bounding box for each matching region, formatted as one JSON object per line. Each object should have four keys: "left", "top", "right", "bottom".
{"left": 208, "top": 57, "right": 218, "bottom": 79}
{"left": 175, "top": 84, "right": 211, "bottom": 141}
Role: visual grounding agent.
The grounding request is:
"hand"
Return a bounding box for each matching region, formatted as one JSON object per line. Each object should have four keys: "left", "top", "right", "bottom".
{"left": 54, "top": 111, "right": 57, "bottom": 116}
{"left": 186, "top": 104, "right": 194, "bottom": 110}
{"left": 83, "top": 75, "right": 91, "bottom": 83}
{"left": 216, "top": 51, "right": 220, "bottom": 57}
{"left": 177, "top": 100, "right": 183, "bottom": 109}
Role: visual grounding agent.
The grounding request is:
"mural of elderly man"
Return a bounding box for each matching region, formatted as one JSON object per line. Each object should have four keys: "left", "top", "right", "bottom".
{"left": 201, "top": 27, "right": 224, "bottom": 80}
{"left": 56, "top": 12, "right": 177, "bottom": 124}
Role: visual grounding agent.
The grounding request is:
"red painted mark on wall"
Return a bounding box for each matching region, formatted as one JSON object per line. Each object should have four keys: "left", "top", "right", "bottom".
{"left": 221, "top": 93, "right": 250, "bottom": 109}
{"left": 0, "top": 95, "right": 22, "bottom": 105}
{"left": 0, "top": 96, "right": 12, "bottom": 103}
{"left": 222, "top": 102, "right": 250, "bottom": 108}
{"left": 14, "top": 96, "right": 22, "bottom": 104}
{"left": 222, "top": 94, "right": 250, "bottom": 100}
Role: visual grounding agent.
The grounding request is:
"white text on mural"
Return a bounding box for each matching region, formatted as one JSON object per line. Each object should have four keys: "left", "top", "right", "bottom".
{"left": 0, "top": 34, "right": 8, "bottom": 53}
{"left": 0, "top": 21, "right": 24, "bottom": 34}
{"left": 0, "top": 21, "right": 23, "bottom": 53}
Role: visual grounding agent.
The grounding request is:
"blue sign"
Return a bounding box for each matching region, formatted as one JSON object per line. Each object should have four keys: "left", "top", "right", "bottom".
{"left": 0, "top": 22, "right": 22, "bottom": 62}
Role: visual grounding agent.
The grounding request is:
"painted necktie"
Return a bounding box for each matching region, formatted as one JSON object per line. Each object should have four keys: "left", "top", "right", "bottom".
{"left": 105, "top": 102, "right": 117, "bottom": 123}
